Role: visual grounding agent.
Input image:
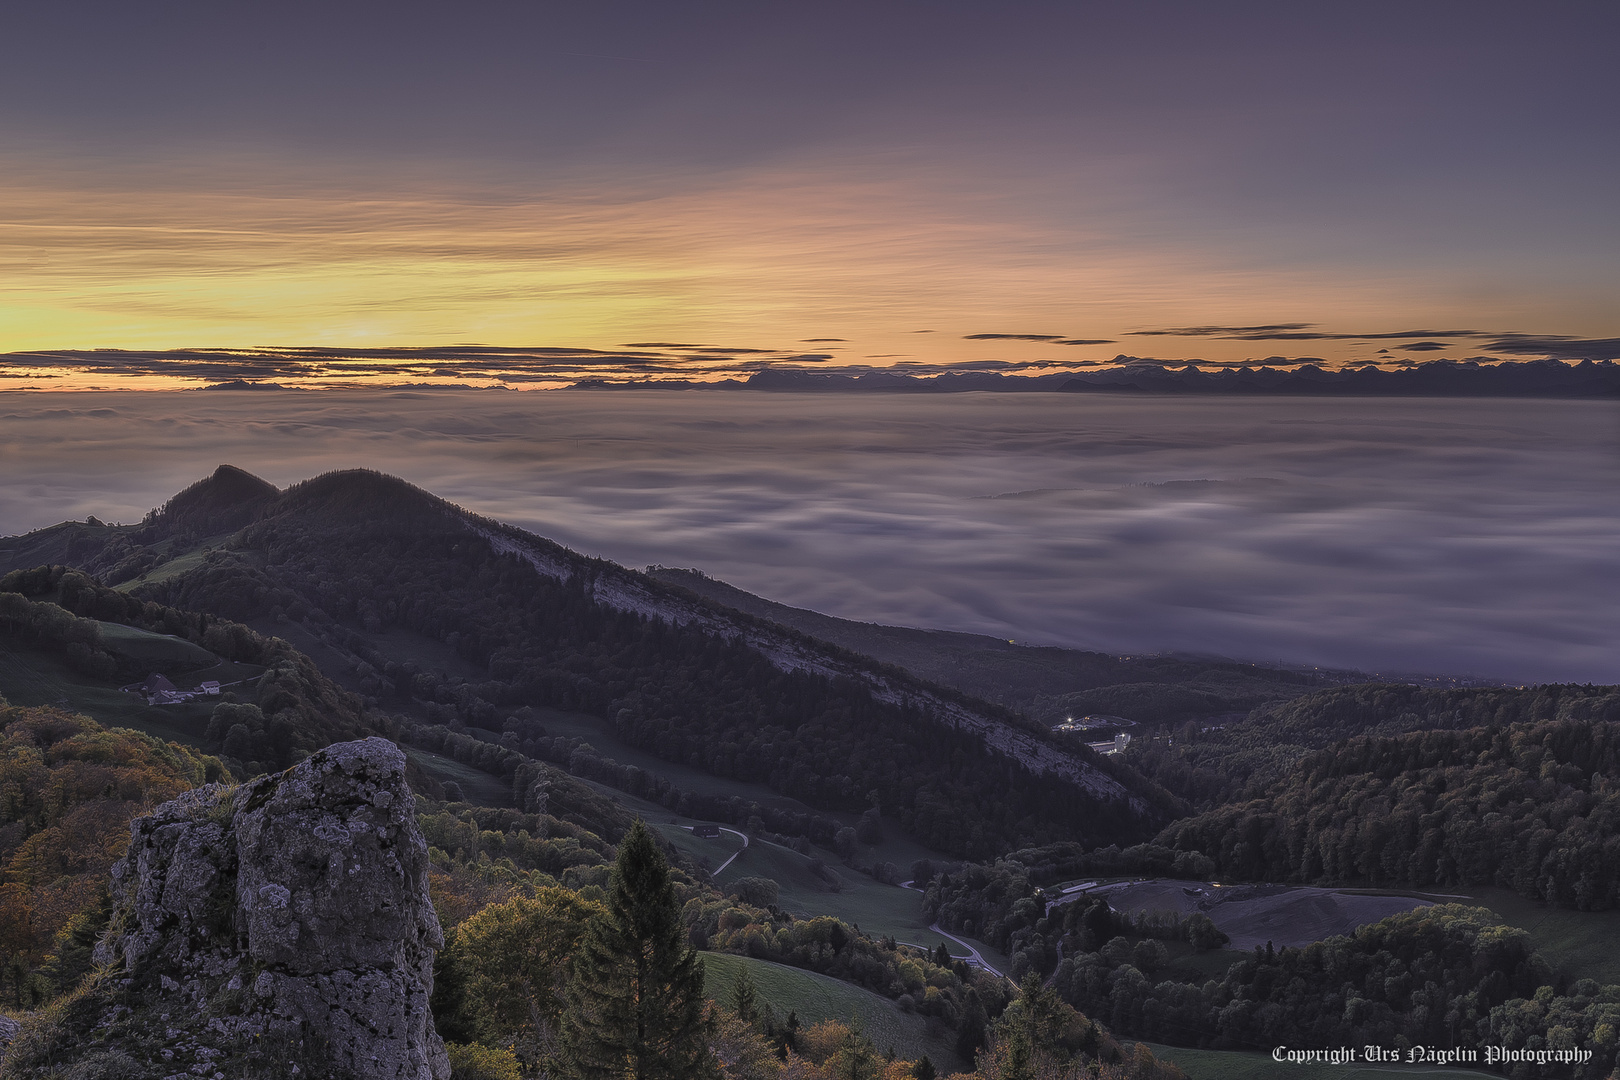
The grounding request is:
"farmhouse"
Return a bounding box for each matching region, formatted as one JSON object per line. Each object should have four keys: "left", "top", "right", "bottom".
{"left": 120, "top": 672, "right": 227, "bottom": 705}
{"left": 121, "top": 672, "right": 182, "bottom": 704}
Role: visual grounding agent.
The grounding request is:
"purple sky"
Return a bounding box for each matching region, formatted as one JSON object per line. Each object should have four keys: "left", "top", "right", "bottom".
{"left": 1, "top": 1, "right": 1616, "bottom": 370}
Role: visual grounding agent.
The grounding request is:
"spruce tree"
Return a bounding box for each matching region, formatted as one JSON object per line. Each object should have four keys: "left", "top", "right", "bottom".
{"left": 561, "top": 819, "right": 715, "bottom": 1080}
{"left": 730, "top": 966, "right": 758, "bottom": 1025}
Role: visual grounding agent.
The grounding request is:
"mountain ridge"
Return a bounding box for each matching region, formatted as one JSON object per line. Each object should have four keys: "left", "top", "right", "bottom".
{"left": 1, "top": 466, "right": 1181, "bottom": 856}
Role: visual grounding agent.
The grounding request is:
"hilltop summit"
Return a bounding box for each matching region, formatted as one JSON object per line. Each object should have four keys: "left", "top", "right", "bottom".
{"left": 157, "top": 464, "right": 279, "bottom": 532}
{"left": 271, "top": 468, "right": 456, "bottom": 525}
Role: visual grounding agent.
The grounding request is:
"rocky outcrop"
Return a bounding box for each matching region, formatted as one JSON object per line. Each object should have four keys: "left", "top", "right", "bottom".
{"left": 89, "top": 738, "right": 449, "bottom": 1079}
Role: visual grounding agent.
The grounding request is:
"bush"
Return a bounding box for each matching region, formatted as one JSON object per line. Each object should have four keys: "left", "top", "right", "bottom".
{"left": 445, "top": 1042, "right": 522, "bottom": 1080}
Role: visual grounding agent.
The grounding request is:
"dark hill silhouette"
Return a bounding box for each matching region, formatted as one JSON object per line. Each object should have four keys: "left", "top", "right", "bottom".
{"left": 270, "top": 468, "right": 458, "bottom": 527}
{"left": 157, "top": 463, "right": 279, "bottom": 533}
{"left": 152, "top": 467, "right": 451, "bottom": 536}
{"left": 0, "top": 467, "right": 1184, "bottom": 858}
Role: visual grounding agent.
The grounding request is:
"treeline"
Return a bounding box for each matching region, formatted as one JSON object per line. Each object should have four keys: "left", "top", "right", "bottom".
{"left": 1053, "top": 904, "right": 1620, "bottom": 1079}
{"left": 1032, "top": 671, "right": 1308, "bottom": 728}
{"left": 1155, "top": 718, "right": 1620, "bottom": 909}
{"left": 419, "top": 804, "right": 614, "bottom": 882}
{"left": 925, "top": 871, "right": 1224, "bottom": 985}
{"left": 118, "top": 469, "right": 1155, "bottom": 857}
{"left": 917, "top": 840, "right": 1217, "bottom": 929}
{"left": 402, "top": 722, "right": 634, "bottom": 846}
{"left": 0, "top": 588, "right": 120, "bottom": 681}
{"left": 502, "top": 719, "right": 848, "bottom": 851}
{"left": 3, "top": 565, "right": 265, "bottom": 664}
{"left": 686, "top": 891, "right": 1003, "bottom": 1030}
{"left": 1127, "top": 681, "right": 1620, "bottom": 812}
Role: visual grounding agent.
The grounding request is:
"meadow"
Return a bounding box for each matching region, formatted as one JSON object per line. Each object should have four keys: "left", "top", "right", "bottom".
{"left": 700, "top": 952, "right": 964, "bottom": 1071}
{"left": 0, "top": 627, "right": 259, "bottom": 749}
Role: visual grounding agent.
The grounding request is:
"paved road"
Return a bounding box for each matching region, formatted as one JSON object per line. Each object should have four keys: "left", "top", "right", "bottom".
{"left": 689, "top": 826, "right": 750, "bottom": 876}
{"left": 927, "top": 923, "right": 1003, "bottom": 977}
{"left": 898, "top": 880, "right": 1005, "bottom": 978}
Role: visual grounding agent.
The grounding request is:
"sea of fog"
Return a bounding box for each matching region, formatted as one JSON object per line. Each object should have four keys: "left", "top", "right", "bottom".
{"left": 2, "top": 389, "right": 1616, "bottom": 684}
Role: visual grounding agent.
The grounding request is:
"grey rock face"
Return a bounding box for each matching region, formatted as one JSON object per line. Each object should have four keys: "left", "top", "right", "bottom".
{"left": 99, "top": 737, "right": 450, "bottom": 1080}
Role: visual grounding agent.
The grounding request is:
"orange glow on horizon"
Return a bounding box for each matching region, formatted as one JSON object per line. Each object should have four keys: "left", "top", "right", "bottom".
{"left": 2, "top": 160, "right": 1564, "bottom": 383}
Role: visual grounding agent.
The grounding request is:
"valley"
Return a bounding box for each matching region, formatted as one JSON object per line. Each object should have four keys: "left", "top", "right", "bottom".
{"left": 3, "top": 465, "right": 1619, "bottom": 1080}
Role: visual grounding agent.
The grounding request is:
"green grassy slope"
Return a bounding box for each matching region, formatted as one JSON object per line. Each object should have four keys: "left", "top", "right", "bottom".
{"left": 711, "top": 839, "right": 967, "bottom": 956}
{"left": 98, "top": 622, "right": 218, "bottom": 668}
{"left": 701, "top": 953, "right": 964, "bottom": 1071}
{"left": 405, "top": 748, "right": 516, "bottom": 808}
{"left": 1466, "top": 887, "right": 1620, "bottom": 985}
{"left": 0, "top": 637, "right": 235, "bottom": 749}
{"left": 644, "top": 820, "right": 1007, "bottom": 969}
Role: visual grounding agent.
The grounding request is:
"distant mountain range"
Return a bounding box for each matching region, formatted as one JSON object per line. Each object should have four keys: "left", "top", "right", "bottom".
{"left": 574, "top": 357, "right": 1620, "bottom": 395}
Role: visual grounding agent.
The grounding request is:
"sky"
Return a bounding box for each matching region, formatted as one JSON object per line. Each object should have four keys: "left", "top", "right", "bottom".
{"left": 2, "top": 1, "right": 1618, "bottom": 386}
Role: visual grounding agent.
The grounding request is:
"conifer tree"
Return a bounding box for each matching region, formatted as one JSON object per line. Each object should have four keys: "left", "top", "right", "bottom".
{"left": 561, "top": 819, "right": 715, "bottom": 1080}
{"left": 730, "top": 966, "right": 759, "bottom": 1025}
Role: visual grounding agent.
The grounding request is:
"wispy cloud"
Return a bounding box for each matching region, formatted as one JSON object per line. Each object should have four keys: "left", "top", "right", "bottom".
{"left": 1129, "top": 323, "right": 1491, "bottom": 341}
{"left": 1480, "top": 335, "right": 1620, "bottom": 361}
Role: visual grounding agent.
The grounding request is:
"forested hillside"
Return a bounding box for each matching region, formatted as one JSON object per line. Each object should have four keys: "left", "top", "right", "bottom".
{"left": 1153, "top": 715, "right": 1620, "bottom": 909}
{"left": 0, "top": 466, "right": 1179, "bottom": 857}
{"left": 648, "top": 567, "right": 1323, "bottom": 722}
{"left": 0, "top": 703, "right": 223, "bottom": 1005}
{"left": 0, "top": 694, "right": 1189, "bottom": 1080}
{"left": 1127, "top": 681, "right": 1620, "bottom": 812}
{"left": 13, "top": 465, "right": 1620, "bottom": 1077}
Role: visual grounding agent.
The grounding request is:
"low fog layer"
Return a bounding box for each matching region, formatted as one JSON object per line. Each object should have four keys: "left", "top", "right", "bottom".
{"left": 3, "top": 390, "right": 1615, "bottom": 684}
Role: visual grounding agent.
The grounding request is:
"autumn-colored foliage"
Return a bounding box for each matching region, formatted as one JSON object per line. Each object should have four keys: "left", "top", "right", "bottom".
{"left": 0, "top": 700, "right": 224, "bottom": 1003}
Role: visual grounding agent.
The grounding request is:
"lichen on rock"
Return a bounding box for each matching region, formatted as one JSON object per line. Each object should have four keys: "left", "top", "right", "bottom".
{"left": 8, "top": 737, "right": 452, "bottom": 1080}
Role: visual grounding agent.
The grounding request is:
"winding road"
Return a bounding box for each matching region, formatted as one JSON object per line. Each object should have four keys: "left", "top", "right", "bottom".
{"left": 688, "top": 825, "right": 750, "bottom": 876}
{"left": 898, "top": 880, "right": 1005, "bottom": 978}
